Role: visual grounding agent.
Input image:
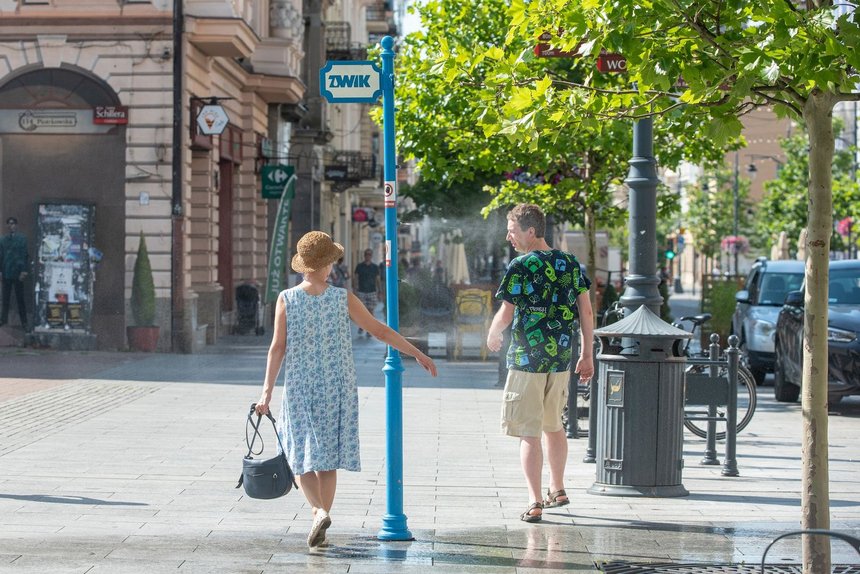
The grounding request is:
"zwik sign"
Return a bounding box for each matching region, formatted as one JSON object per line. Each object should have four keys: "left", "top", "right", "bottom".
{"left": 319, "top": 61, "right": 383, "bottom": 104}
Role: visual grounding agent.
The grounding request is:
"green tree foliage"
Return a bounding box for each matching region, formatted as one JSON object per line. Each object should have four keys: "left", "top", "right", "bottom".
{"left": 756, "top": 130, "right": 860, "bottom": 253}
{"left": 131, "top": 232, "right": 156, "bottom": 326}
{"left": 393, "top": 0, "right": 726, "bottom": 314}
{"left": 685, "top": 162, "right": 752, "bottom": 259}
{"left": 461, "top": 2, "right": 860, "bottom": 569}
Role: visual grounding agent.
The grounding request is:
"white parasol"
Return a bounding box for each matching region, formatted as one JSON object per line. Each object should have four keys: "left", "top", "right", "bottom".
{"left": 447, "top": 229, "right": 471, "bottom": 285}
{"left": 797, "top": 228, "right": 808, "bottom": 261}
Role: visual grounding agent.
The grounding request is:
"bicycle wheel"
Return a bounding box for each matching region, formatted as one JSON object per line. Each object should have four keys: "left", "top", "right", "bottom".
{"left": 684, "top": 364, "right": 757, "bottom": 440}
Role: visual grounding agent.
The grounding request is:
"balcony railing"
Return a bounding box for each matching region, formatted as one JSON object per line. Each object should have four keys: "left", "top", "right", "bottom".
{"left": 366, "top": 4, "right": 390, "bottom": 21}
{"left": 325, "top": 151, "right": 380, "bottom": 183}
{"left": 326, "top": 22, "right": 368, "bottom": 60}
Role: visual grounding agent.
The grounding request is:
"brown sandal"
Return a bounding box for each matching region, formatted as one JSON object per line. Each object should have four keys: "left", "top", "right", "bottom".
{"left": 543, "top": 489, "right": 569, "bottom": 508}
{"left": 520, "top": 501, "right": 543, "bottom": 523}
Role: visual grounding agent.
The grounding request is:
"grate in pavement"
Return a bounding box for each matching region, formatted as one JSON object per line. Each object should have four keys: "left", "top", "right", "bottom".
{"left": 598, "top": 563, "right": 860, "bottom": 574}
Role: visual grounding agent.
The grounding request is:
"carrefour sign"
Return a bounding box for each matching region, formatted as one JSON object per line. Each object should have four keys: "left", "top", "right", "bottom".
{"left": 320, "top": 61, "right": 383, "bottom": 103}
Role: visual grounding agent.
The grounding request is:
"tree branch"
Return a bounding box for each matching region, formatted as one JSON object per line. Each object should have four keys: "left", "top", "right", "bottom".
{"left": 835, "top": 91, "right": 860, "bottom": 102}
{"left": 750, "top": 86, "right": 804, "bottom": 116}
{"left": 666, "top": 0, "right": 735, "bottom": 66}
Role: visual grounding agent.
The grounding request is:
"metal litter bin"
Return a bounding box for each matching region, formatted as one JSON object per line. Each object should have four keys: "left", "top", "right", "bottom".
{"left": 587, "top": 305, "right": 692, "bottom": 497}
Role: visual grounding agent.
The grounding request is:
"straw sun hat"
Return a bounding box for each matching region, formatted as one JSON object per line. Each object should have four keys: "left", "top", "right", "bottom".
{"left": 291, "top": 231, "right": 344, "bottom": 273}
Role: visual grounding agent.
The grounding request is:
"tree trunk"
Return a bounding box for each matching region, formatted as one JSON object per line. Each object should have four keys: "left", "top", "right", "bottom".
{"left": 585, "top": 205, "right": 598, "bottom": 322}
{"left": 800, "top": 91, "right": 834, "bottom": 574}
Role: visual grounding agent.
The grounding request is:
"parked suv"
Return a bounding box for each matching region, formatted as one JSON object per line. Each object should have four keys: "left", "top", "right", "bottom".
{"left": 732, "top": 259, "right": 805, "bottom": 384}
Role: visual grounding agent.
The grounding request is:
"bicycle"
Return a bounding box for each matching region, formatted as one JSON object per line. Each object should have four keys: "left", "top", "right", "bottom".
{"left": 672, "top": 313, "right": 758, "bottom": 440}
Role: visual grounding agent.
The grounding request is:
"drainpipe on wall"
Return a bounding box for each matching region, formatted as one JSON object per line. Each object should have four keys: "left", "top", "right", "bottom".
{"left": 171, "top": 0, "right": 184, "bottom": 352}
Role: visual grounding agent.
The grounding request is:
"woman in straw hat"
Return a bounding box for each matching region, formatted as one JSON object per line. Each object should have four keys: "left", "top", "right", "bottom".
{"left": 255, "top": 231, "right": 437, "bottom": 548}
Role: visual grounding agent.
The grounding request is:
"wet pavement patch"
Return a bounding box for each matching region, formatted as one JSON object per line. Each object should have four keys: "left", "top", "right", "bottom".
{"left": 311, "top": 536, "right": 594, "bottom": 569}
{"left": 597, "top": 562, "right": 860, "bottom": 574}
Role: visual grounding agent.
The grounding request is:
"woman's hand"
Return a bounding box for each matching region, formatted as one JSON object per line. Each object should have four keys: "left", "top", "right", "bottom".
{"left": 415, "top": 353, "right": 438, "bottom": 377}
{"left": 255, "top": 397, "right": 270, "bottom": 416}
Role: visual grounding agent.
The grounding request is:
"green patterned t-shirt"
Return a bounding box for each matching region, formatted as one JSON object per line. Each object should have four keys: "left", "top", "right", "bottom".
{"left": 495, "top": 250, "right": 590, "bottom": 373}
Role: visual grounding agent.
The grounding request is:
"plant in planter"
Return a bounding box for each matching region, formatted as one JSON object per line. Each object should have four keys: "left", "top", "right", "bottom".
{"left": 127, "top": 232, "right": 160, "bottom": 351}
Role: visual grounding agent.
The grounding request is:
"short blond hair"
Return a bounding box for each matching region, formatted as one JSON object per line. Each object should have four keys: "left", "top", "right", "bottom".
{"left": 507, "top": 204, "right": 545, "bottom": 237}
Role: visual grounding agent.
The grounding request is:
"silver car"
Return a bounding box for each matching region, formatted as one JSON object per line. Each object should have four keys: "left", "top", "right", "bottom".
{"left": 732, "top": 259, "right": 805, "bottom": 384}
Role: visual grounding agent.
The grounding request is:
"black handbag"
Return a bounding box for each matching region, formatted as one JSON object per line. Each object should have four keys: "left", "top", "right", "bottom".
{"left": 236, "top": 404, "right": 298, "bottom": 499}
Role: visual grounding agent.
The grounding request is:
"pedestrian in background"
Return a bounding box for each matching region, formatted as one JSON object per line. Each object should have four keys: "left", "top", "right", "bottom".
{"left": 486, "top": 204, "right": 594, "bottom": 523}
{"left": 0, "top": 216, "right": 29, "bottom": 329}
{"left": 328, "top": 257, "right": 349, "bottom": 289}
{"left": 352, "top": 248, "right": 380, "bottom": 336}
{"left": 255, "top": 231, "right": 437, "bottom": 548}
{"left": 378, "top": 259, "right": 387, "bottom": 314}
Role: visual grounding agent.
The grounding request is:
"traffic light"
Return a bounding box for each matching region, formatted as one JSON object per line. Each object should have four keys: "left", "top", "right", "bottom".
{"left": 665, "top": 236, "right": 676, "bottom": 260}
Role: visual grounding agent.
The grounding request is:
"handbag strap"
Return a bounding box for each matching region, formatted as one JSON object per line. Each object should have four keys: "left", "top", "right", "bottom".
{"left": 245, "top": 403, "right": 287, "bottom": 458}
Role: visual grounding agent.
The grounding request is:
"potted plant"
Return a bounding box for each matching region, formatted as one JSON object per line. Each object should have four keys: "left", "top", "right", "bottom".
{"left": 127, "top": 232, "right": 159, "bottom": 351}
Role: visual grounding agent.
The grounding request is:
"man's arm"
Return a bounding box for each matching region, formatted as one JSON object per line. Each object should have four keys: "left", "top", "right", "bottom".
{"left": 486, "top": 301, "right": 514, "bottom": 352}
{"left": 574, "top": 291, "right": 594, "bottom": 381}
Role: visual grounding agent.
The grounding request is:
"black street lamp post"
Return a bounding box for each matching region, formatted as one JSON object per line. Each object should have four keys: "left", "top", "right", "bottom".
{"left": 732, "top": 152, "right": 740, "bottom": 276}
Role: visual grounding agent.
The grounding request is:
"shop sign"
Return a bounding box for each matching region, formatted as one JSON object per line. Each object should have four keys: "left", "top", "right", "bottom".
{"left": 596, "top": 52, "right": 627, "bottom": 73}
{"left": 196, "top": 104, "right": 229, "bottom": 135}
{"left": 93, "top": 105, "right": 129, "bottom": 125}
{"left": 260, "top": 136, "right": 275, "bottom": 158}
{"left": 266, "top": 192, "right": 294, "bottom": 303}
{"left": 261, "top": 165, "right": 296, "bottom": 199}
{"left": 352, "top": 206, "right": 375, "bottom": 222}
{"left": 319, "top": 61, "right": 383, "bottom": 103}
{"left": 0, "top": 109, "right": 116, "bottom": 134}
{"left": 534, "top": 31, "right": 581, "bottom": 58}
{"left": 324, "top": 165, "right": 350, "bottom": 181}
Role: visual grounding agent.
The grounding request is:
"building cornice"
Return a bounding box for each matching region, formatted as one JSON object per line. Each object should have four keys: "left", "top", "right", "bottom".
{"left": 186, "top": 15, "right": 259, "bottom": 59}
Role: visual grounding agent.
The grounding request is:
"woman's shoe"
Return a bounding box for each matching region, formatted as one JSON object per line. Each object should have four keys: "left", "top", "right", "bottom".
{"left": 307, "top": 511, "right": 331, "bottom": 548}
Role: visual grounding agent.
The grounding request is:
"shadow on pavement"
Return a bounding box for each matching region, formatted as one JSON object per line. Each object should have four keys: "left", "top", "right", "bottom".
{"left": 0, "top": 493, "right": 148, "bottom": 506}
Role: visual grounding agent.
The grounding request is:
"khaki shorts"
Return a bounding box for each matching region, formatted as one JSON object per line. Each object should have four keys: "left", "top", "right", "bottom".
{"left": 501, "top": 370, "right": 570, "bottom": 437}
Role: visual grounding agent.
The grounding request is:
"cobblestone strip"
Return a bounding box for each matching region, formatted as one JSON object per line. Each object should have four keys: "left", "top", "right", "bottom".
{"left": 0, "top": 380, "right": 159, "bottom": 456}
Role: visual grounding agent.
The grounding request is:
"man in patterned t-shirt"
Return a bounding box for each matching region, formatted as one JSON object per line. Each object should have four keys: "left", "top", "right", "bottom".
{"left": 487, "top": 203, "right": 594, "bottom": 523}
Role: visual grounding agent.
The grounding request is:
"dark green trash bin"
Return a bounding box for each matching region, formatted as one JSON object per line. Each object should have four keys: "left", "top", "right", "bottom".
{"left": 587, "top": 305, "right": 692, "bottom": 497}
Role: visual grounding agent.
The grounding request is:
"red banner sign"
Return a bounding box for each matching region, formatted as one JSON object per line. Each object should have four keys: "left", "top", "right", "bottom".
{"left": 93, "top": 105, "right": 129, "bottom": 125}
{"left": 596, "top": 52, "right": 627, "bottom": 73}
{"left": 534, "top": 30, "right": 580, "bottom": 58}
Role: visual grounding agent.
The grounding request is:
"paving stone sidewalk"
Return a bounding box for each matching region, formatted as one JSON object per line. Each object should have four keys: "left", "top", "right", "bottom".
{"left": 0, "top": 328, "right": 858, "bottom": 573}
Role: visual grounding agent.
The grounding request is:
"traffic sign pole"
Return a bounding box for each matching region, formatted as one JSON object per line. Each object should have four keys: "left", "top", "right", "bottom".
{"left": 318, "top": 36, "right": 410, "bottom": 542}
{"left": 376, "top": 35, "right": 412, "bottom": 542}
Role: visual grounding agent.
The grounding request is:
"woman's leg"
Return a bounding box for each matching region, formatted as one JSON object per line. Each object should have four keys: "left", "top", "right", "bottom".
{"left": 317, "top": 470, "right": 337, "bottom": 512}
{"left": 298, "top": 470, "right": 338, "bottom": 513}
{"left": 297, "top": 472, "right": 324, "bottom": 513}
{"left": 301, "top": 470, "right": 337, "bottom": 547}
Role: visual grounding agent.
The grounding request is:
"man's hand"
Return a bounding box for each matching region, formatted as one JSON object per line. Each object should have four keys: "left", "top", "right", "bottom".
{"left": 575, "top": 355, "right": 594, "bottom": 382}
{"left": 486, "top": 330, "right": 504, "bottom": 353}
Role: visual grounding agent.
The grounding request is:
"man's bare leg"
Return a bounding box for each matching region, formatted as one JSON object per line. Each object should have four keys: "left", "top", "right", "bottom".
{"left": 520, "top": 436, "right": 544, "bottom": 518}
{"left": 544, "top": 428, "right": 569, "bottom": 503}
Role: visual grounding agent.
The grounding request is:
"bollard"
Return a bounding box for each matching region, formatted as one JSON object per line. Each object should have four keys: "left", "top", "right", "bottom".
{"left": 583, "top": 341, "right": 599, "bottom": 463}
{"left": 722, "top": 335, "right": 740, "bottom": 476}
{"left": 700, "top": 333, "right": 721, "bottom": 466}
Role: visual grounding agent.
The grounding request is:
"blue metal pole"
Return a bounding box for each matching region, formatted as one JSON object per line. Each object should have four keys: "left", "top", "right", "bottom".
{"left": 377, "top": 35, "right": 412, "bottom": 542}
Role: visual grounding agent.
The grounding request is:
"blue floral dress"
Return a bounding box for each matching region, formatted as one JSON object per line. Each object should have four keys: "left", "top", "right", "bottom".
{"left": 276, "top": 286, "right": 361, "bottom": 474}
